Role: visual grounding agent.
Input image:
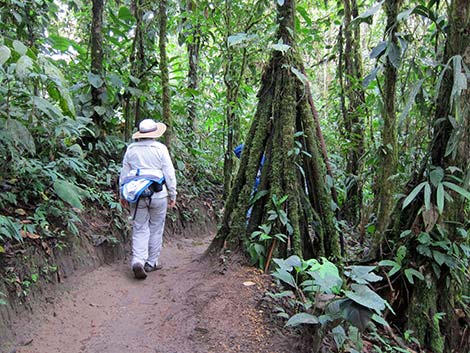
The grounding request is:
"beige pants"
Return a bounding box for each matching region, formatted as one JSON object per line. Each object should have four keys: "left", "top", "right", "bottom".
{"left": 130, "top": 196, "right": 168, "bottom": 267}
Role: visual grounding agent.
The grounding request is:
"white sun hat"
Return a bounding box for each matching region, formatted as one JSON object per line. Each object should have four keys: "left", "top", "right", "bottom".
{"left": 132, "top": 119, "right": 167, "bottom": 139}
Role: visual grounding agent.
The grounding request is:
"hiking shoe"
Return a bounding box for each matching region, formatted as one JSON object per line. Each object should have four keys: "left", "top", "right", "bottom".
{"left": 132, "top": 263, "right": 147, "bottom": 279}
{"left": 144, "top": 263, "right": 163, "bottom": 272}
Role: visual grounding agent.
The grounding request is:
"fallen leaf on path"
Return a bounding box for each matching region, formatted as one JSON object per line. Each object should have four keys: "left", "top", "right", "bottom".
{"left": 21, "top": 338, "right": 33, "bottom": 346}
{"left": 243, "top": 281, "right": 256, "bottom": 287}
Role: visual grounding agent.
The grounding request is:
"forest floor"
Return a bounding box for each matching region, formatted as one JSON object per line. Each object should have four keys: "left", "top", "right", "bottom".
{"left": 8, "top": 231, "right": 302, "bottom": 353}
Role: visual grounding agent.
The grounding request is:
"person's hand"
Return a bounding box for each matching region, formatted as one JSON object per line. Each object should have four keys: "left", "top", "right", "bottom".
{"left": 120, "top": 198, "right": 129, "bottom": 208}
{"left": 168, "top": 199, "right": 176, "bottom": 209}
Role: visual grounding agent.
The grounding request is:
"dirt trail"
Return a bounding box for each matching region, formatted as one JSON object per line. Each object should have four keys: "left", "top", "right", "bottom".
{"left": 9, "top": 233, "right": 299, "bottom": 353}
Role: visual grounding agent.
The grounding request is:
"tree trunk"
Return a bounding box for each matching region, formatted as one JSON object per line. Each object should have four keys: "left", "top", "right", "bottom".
{"left": 222, "top": 52, "right": 247, "bottom": 198}
{"left": 222, "top": 0, "right": 249, "bottom": 199}
{"left": 186, "top": 0, "right": 201, "bottom": 133}
{"left": 339, "top": 0, "right": 365, "bottom": 224}
{"left": 209, "top": 0, "right": 340, "bottom": 264}
{"left": 383, "top": 1, "right": 470, "bottom": 351}
{"left": 374, "top": 0, "right": 401, "bottom": 246}
{"left": 123, "top": 0, "right": 147, "bottom": 140}
{"left": 159, "top": 0, "right": 172, "bottom": 147}
{"left": 90, "top": 0, "right": 105, "bottom": 131}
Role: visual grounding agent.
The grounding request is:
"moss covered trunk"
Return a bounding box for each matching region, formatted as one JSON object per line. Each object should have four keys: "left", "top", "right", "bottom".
{"left": 159, "top": 0, "right": 172, "bottom": 147}
{"left": 90, "top": 0, "right": 105, "bottom": 132}
{"left": 186, "top": 0, "right": 200, "bottom": 133}
{"left": 209, "top": 0, "right": 340, "bottom": 263}
{"left": 382, "top": 1, "right": 470, "bottom": 351}
{"left": 339, "top": 0, "right": 365, "bottom": 224}
{"left": 374, "top": 0, "right": 401, "bottom": 245}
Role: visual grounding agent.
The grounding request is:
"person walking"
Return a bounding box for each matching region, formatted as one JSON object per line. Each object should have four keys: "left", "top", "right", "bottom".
{"left": 120, "top": 119, "right": 177, "bottom": 279}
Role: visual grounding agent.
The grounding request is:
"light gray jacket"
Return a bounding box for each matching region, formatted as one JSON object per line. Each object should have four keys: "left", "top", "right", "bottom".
{"left": 120, "top": 140, "right": 177, "bottom": 200}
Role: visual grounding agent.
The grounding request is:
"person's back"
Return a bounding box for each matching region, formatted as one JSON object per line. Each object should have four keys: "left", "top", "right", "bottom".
{"left": 119, "top": 119, "right": 177, "bottom": 279}
{"left": 121, "top": 139, "right": 176, "bottom": 201}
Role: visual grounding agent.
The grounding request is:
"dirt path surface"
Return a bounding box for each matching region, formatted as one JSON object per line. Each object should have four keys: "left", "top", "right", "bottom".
{"left": 9, "top": 233, "right": 300, "bottom": 353}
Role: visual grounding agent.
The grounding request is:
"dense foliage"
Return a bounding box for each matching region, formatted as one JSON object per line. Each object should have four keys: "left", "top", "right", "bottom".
{"left": 0, "top": 0, "right": 469, "bottom": 352}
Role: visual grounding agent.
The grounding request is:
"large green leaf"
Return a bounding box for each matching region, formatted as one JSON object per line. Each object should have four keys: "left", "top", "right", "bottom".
{"left": 284, "top": 255, "right": 302, "bottom": 269}
{"left": 13, "top": 40, "right": 28, "bottom": 55}
{"left": 424, "top": 183, "right": 431, "bottom": 210}
{"left": 363, "top": 66, "right": 381, "bottom": 88}
{"left": 308, "top": 258, "right": 343, "bottom": 294}
{"left": 397, "top": 7, "right": 416, "bottom": 22}
{"left": 48, "top": 35, "right": 86, "bottom": 55}
{"left": 227, "top": 33, "right": 256, "bottom": 47}
{"left": 339, "top": 299, "right": 373, "bottom": 332}
{"left": 402, "top": 182, "right": 427, "bottom": 209}
{"left": 437, "top": 182, "right": 445, "bottom": 214}
{"left": 387, "top": 41, "right": 402, "bottom": 69}
{"left": 94, "top": 106, "right": 107, "bottom": 116}
{"left": 56, "top": 85, "right": 76, "bottom": 117}
{"left": 270, "top": 40, "right": 291, "bottom": 54}
{"left": 370, "top": 41, "right": 386, "bottom": 59}
{"left": 331, "top": 325, "right": 346, "bottom": 349}
{"left": 0, "top": 45, "right": 11, "bottom": 66}
{"left": 352, "top": 0, "right": 384, "bottom": 24}
{"left": 272, "top": 268, "right": 296, "bottom": 287}
{"left": 118, "top": 6, "right": 134, "bottom": 21}
{"left": 108, "top": 73, "right": 124, "bottom": 88}
{"left": 16, "top": 55, "right": 33, "bottom": 78}
{"left": 285, "top": 312, "right": 319, "bottom": 327}
{"left": 88, "top": 72, "right": 103, "bottom": 88}
{"left": 344, "top": 284, "right": 386, "bottom": 313}
{"left": 432, "top": 250, "right": 456, "bottom": 268}
{"left": 344, "top": 266, "right": 382, "bottom": 284}
{"left": 371, "top": 313, "right": 389, "bottom": 328}
{"left": 41, "top": 58, "right": 76, "bottom": 117}
{"left": 430, "top": 167, "right": 444, "bottom": 187}
{"left": 451, "top": 56, "right": 467, "bottom": 103}
{"left": 443, "top": 182, "right": 470, "bottom": 200}
{"left": 53, "top": 180, "right": 86, "bottom": 209}
{"left": 33, "top": 96, "right": 64, "bottom": 119}
{"left": 5, "top": 119, "right": 36, "bottom": 155}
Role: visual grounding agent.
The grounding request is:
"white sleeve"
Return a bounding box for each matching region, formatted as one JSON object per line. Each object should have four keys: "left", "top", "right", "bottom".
{"left": 120, "top": 149, "right": 131, "bottom": 186}
{"left": 160, "top": 145, "right": 177, "bottom": 200}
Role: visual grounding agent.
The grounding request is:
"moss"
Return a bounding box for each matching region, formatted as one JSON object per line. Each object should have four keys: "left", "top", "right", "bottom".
{"left": 431, "top": 314, "right": 445, "bottom": 353}
{"left": 297, "top": 87, "right": 340, "bottom": 259}
{"left": 407, "top": 275, "right": 444, "bottom": 353}
{"left": 211, "top": 0, "right": 340, "bottom": 265}
{"left": 209, "top": 92, "right": 270, "bottom": 252}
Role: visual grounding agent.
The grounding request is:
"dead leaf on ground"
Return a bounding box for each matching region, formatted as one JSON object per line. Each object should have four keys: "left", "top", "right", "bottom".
{"left": 243, "top": 281, "right": 256, "bottom": 287}
{"left": 20, "top": 230, "right": 40, "bottom": 239}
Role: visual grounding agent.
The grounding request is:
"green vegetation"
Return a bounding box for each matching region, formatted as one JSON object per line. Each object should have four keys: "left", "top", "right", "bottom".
{"left": 0, "top": 0, "right": 469, "bottom": 352}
